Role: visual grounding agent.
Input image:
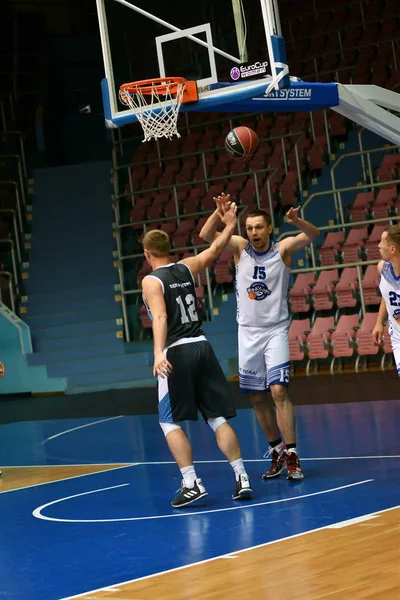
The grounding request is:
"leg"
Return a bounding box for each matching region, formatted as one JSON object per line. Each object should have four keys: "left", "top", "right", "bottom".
{"left": 160, "top": 423, "right": 208, "bottom": 507}
{"left": 208, "top": 418, "right": 252, "bottom": 500}
{"left": 249, "top": 390, "right": 280, "bottom": 442}
{"left": 192, "top": 341, "right": 252, "bottom": 501}
{"left": 213, "top": 421, "right": 242, "bottom": 463}
{"left": 269, "top": 385, "right": 304, "bottom": 481}
{"left": 164, "top": 427, "right": 193, "bottom": 469}
{"left": 263, "top": 330, "right": 303, "bottom": 480}
{"left": 269, "top": 384, "right": 296, "bottom": 444}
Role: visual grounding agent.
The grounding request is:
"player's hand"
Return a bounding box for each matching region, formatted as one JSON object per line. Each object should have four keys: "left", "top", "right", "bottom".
{"left": 153, "top": 352, "right": 172, "bottom": 378}
{"left": 372, "top": 323, "right": 384, "bottom": 345}
{"left": 0, "top": 362, "right": 4, "bottom": 379}
{"left": 214, "top": 192, "right": 232, "bottom": 218}
{"left": 286, "top": 206, "right": 301, "bottom": 224}
{"left": 220, "top": 202, "right": 237, "bottom": 227}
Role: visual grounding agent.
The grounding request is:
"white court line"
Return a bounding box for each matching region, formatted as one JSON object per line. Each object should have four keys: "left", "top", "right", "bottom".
{"left": 59, "top": 503, "right": 400, "bottom": 600}
{"left": 327, "top": 514, "right": 378, "bottom": 528}
{"left": 0, "top": 465, "right": 138, "bottom": 495}
{"left": 32, "top": 479, "right": 373, "bottom": 523}
{"left": 2, "top": 455, "right": 400, "bottom": 470}
{"left": 132, "top": 455, "right": 400, "bottom": 464}
{"left": 42, "top": 415, "right": 125, "bottom": 443}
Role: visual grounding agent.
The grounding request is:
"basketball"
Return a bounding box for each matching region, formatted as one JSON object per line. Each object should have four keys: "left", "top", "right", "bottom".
{"left": 225, "top": 126, "right": 259, "bottom": 160}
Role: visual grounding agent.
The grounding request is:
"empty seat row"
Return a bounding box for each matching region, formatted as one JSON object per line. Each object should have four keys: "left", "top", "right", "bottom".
{"left": 289, "top": 265, "right": 381, "bottom": 312}
{"left": 288, "top": 312, "right": 393, "bottom": 366}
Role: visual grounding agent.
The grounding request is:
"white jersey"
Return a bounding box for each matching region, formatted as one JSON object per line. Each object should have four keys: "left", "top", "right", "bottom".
{"left": 235, "top": 241, "right": 291, "bottom": 328}
{"left": 379, "top": 261, "right": 400, "bottom": 345}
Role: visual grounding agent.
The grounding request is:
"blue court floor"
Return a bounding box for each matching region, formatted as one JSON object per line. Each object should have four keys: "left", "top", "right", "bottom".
{"left": 1, "top": 399, "right": 400, "bottom": 599}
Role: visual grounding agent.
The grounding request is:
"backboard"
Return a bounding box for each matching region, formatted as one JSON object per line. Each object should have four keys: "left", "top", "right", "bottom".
{"left": 96, "top": 0, "right": 293, "bottom": 129}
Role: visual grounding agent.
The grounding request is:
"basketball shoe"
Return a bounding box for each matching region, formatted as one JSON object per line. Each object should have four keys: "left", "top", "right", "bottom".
{"left": 171, "top": 478, "right": 208, "bottom": 508}
{"left": 285, "top": 450, "right": 304, "bottom": 480}
{"left": 262, "top": 444, "right": 287, "bottom": 479}
{"left": 232, "top": 473, "right": 253, "bottom": 500}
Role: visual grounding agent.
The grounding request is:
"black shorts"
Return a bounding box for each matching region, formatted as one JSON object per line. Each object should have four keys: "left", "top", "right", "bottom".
{"left": 158, "top": 340, "right": 236, "bottom": 423}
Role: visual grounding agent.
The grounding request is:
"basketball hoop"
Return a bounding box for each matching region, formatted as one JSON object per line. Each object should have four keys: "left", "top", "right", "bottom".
{"left": 119, "top": 77, "right": 198, "bottom": 142}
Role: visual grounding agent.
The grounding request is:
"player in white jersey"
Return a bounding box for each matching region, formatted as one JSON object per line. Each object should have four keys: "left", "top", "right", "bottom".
{"left": 200, "top": 194, "right": 319, "bottom": 481}
{"left": 372, "top": 225, "right": 400, "bottom": 374}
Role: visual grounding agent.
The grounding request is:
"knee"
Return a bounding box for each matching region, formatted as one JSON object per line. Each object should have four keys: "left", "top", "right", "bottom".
{"left": 270, "top": 385, "right": 288, "bottom": 405}
{"left": 160, "top": 422, "right": 181, "bottom": 437}
{"left": 249, "top": 391, "right": 269, "bottom": 408}
{"left": 207, "top": 416, "right": 227, "bottom": 432}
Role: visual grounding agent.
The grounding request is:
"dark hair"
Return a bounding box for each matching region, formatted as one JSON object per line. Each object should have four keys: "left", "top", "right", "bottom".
{"left": 245, "top": 209, "right": 272, "bottom": 226}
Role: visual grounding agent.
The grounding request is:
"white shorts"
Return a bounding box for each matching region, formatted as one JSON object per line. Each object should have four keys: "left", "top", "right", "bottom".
{"left": 392, "top": 344, "right": 400, "bottom": 376}
{"left": 238, "top": 325, "right": 290, "bottom": 393}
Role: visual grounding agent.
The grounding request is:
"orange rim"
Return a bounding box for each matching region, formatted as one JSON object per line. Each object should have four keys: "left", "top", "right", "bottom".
{"left": 120, "top": 77, "right": 187, "bottom": 96}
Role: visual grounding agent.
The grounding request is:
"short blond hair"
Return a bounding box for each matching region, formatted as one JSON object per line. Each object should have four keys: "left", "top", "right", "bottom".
{"left": 143, "top": 229, "right": 171, "bottom": 257}
{"left": 385, "top": 224, "right": 400, "bottom": 251}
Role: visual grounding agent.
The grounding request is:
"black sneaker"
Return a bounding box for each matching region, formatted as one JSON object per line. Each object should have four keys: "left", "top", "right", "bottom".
{"left": 171, "top": 478, "right": 208, "bottom": 508}
{"left": 232, "top": 473, "right": 253, "bottom": 500}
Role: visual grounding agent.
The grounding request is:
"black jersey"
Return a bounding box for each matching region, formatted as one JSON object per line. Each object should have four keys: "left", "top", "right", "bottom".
{"left": 144, "top": 262, "right": 204, "bottom": 347}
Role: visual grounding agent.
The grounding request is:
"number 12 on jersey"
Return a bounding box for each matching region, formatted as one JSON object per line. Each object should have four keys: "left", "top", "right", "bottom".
{"left": 176, "top": 294, "right": 199, "bottom": 324}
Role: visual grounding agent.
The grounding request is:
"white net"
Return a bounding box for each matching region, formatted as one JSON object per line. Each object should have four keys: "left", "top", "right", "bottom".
{"left": 119, "top": 82, "right": 185, "bottom": 142}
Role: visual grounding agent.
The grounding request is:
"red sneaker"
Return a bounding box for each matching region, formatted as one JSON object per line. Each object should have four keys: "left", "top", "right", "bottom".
{"left": 262, "top": 446, "right": 287, "bottom": 479}
{"left": 286, "top": 450, "right": 305, "bottom": 481}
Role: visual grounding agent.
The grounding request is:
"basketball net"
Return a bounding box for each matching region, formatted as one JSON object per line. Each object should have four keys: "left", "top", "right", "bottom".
{"left": 119, "top": 82, "right": 185, "bottom": 142}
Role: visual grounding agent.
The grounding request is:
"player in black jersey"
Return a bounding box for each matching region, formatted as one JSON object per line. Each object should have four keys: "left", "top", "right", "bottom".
{"left": 142, "top": 202, "right": 252, "bottom": 508}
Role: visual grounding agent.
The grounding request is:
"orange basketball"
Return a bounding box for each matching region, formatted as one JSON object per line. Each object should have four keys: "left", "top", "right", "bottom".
{"left": 225, "top": 126, "right": 259, "bottom": 160}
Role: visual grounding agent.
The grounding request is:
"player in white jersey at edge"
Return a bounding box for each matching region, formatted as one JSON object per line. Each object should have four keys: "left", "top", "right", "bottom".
{"left": 372, "top": 224, "right": 400, "bottom": 374}
{"left": 200, "top": 193, "right": 320, "bottom": 480}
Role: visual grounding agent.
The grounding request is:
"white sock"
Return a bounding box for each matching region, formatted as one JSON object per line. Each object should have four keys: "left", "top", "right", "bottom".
{"left": 180, "top": 465, "right": 197, "bottom": 488}
{"left": 230, "top": 458, "right": 246, "bottom": 481}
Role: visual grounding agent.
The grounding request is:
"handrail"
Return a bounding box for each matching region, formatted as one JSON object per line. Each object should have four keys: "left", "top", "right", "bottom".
{"left": 114, "top": 111, "right": 260, "bottom": 148}
{"left": 0, "top": 92, "right": 15, "bottom": 125}
{"left": 115, "top": 130, "right": 307, "bottom": 172}
{"left": 279, "top": 214, "right": 400, "bottom": 240}
{"left": 117, "top": 167, "right": 278, "bottom": 227}
{"left": 0, "top": 181, "right": 23, "bottom": 233}
{"left": 292, "top": 258, "right": 381, "bottom": 319}
{"left": 0, "top": 209, "right": 21, "bottom": 263}
{"left": 278, "top": 212, "right": 400, "bottom": 284}
{"left": 0, "top": 239, "right": 18, "bottom": 291}
{"left": 0, "top": 271, "right": 15, "bottom": 313}
{"left": 118, "top": 204, "right": 248, "bottom": 342}
{"left": 0, "top": 153, "right": 26, "bottom": 207}
{"left": 331, "top": 146, "right": 399, "bottom": 217}
{"left": 301, "top": 178, "right": 400, "bottom": 226}
{"left": 2, "top": 132, "right": 27, "bottom": 180}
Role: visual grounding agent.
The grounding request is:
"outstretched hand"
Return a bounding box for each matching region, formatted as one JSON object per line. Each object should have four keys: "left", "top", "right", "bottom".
{"left": 214, "top": 192, "right": 232, "bottom": 218}
{"left": 286, "top": 206, "right": 301, "bottom": 224}
{"left": 220, "top": 201, "right": 237, "bottom": 227}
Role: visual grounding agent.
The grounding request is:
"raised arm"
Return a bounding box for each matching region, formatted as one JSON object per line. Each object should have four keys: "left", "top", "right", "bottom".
{"left": 182, "top": 202, "right": 239, "bottom": 278}
{"left": 279, "top": 207, "right": 320, "bottom": 257}
{"left": 199, "top": 192, "right": 247, "bottom": 256}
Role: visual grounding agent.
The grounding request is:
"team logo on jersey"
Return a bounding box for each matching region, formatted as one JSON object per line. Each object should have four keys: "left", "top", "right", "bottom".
{"left": 393, "top": 309, "right": 400, "bottom": 323}
{"left": 246, "top": 282, "right": 271, "bottom": 300}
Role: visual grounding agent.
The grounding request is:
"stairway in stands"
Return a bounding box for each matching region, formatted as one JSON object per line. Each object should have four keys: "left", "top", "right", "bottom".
{"left": 21, "top": 161, "right": 154, "bottom": 394}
